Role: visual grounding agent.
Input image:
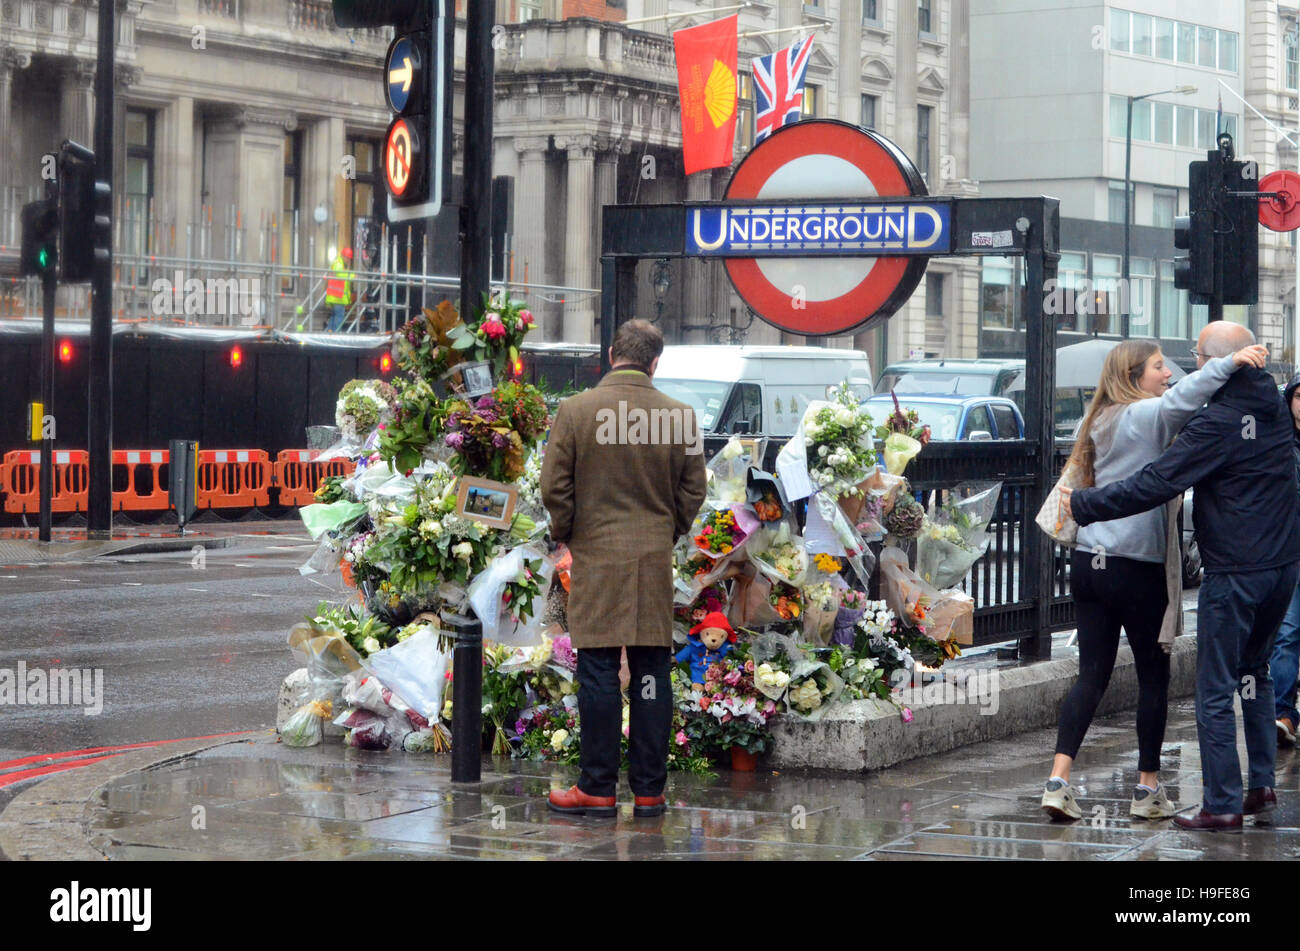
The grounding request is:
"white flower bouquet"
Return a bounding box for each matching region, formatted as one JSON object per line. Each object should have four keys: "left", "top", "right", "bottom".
{"left": 749, "top": 522, "right": 809, "bottom": 588}
{"left": 915, "top": 481, "right": 1003, "bottom": 588}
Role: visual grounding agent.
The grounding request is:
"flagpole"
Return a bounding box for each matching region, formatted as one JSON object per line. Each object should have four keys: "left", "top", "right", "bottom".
{"left": 623, "top": 2, "right": 749, "bottom": 27}
{"left": 739, "top": 23, "right": 829, "bottom": 40}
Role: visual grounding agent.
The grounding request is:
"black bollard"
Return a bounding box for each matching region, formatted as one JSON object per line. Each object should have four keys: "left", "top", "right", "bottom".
{"left": 443, "top": 612, "right": 482, "bottom": 783}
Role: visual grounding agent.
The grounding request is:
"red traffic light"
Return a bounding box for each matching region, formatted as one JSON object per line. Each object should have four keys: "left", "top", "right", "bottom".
{"left": 58, "top": 340, "right": 73, "bottom": 363}
{"left": 229, "top": 345, "right": 243, "bottom": 368}
{"left": 379, "top": 352, "right": 393, "bottom": 374}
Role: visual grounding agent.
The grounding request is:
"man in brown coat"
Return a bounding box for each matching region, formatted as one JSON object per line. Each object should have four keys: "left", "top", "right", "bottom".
{"left": 541, "top": 319, "right": 707, "bottom": 817}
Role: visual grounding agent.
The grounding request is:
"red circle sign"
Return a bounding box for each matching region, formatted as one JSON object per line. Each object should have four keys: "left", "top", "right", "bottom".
{"left": 1259, "top": 170, "right": 1300, "bottom": 232}
{"left": 722, "top": 119, "right": 930, "bottom": 336}
{"left": 385, "top": 118, "right": 422, "bottom": 199}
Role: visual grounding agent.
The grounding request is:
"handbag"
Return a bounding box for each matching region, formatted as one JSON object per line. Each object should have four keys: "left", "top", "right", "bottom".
{"left": 1034, "top": 460, "right": 1085, "bottom": 546}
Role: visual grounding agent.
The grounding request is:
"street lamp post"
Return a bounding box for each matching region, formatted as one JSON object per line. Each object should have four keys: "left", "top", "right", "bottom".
{"left": 1124, "top": 85, "right": 1197, "bottom": 339}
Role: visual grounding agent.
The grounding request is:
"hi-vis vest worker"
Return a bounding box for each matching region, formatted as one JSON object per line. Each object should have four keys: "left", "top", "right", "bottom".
{"left": 326, "top": 247, "right": 355, "bottom": 306}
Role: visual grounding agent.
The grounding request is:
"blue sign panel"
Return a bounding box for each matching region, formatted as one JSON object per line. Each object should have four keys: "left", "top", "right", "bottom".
{"left": 686, "top": 202, "right": 951, "bottom": 257}
{"left": 386, "top": 36, "right": 418, "bottom": 114}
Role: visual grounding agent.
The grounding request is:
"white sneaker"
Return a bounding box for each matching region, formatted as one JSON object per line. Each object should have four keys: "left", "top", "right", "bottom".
{"left": 1041, "top": 779, "right": 1082, "bottom": 821}
{"left": 1130, "top": 784, "right": 1176, "bottom": 819}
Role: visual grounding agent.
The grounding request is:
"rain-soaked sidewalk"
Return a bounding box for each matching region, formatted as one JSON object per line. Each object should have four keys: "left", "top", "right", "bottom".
{"left": 75, "top": 696, "right": 1300, "bottom": 861}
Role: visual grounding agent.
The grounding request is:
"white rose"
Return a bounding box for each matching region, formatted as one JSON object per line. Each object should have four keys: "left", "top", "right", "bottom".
{"left": 835, "top": 406, "right": 854, "bottom": 427}
{"left": 362, "top": 636, "right": 381, "bottom": 655}
{"left": 453, "top": 541, "right": 474, "bottom": 560}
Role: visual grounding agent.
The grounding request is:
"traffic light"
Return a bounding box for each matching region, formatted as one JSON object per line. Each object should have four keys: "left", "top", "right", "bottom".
{"left": 57, "top": 140, "right": 98, "bottom": 283}
{"left": 331, "top": 0, "right": 452, "bottom": 222}
{"left": 20, "top": 199, "right": 58, "bottom": 278}
{"left": 1173, "top": 160, "right": 1214, "bottom": 302}
{"left": 1217, "top": 156, "right": 1258, "bottom": 306}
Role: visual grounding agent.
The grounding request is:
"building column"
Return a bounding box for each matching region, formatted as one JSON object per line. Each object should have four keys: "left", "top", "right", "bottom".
{"left": 61, "top": 58, "right": 95, "bottom": 147}
{"left": 559, "top": 133, "right": 596, "bottom": 343}
{"left": 0, "top": 47, "right": 32, "bottom": 186}
{"left": 512, "top": 135, "right": 550, "bottom": 333}
{"left": 681, "top": 169, "right": 714, "bottom": 342}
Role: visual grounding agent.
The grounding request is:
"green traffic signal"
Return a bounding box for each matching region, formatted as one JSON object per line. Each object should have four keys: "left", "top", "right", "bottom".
{"left": 38, "top": 247, "right": 50, "bottom": 270}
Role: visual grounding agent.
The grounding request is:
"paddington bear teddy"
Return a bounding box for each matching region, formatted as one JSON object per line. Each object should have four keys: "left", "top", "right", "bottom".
{"left": 676, "top": 611, "right": 737, "bottom": 685}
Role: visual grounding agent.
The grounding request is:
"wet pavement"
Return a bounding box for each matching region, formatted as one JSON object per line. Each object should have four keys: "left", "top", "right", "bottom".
{"left": 81, "top": 696, "right": 1300, "bottom": 860}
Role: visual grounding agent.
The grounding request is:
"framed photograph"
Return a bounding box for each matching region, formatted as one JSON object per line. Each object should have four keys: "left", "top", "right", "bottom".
{"left": 455, "top": 476, "right": 518, "bottom": 530}
{"left": 434, "top": 360, "right": 494, "bottom": 400}
{"left": 459, "top": 361, "right": 494, "bottom": 398}
{"left": 736, "top": 437, "right": 767, "bottom": 467}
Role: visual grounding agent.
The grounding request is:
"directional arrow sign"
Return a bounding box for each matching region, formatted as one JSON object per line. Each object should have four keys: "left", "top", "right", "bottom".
{"left": 386, "top": 35, "right": 422, "bottom": 114}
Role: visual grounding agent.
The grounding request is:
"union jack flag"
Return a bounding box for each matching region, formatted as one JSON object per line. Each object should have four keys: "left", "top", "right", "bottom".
{"left": 752, "top": 36, "right": 815, "bottom": 145}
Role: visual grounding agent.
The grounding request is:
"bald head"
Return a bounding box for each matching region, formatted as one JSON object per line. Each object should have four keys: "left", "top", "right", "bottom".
{"left": 1197, "top": 321, "right": 1255, "bottom": 365}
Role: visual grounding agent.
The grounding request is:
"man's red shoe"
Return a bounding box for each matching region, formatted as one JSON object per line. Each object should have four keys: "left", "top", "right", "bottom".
{"left": 1244, "top": 787, "right": 1276, "bottom": 815}
{"left": 1172, "top": 809, "right": 1243, "bottom": 832}
{"left": 634, "top": 795, "right": 666, "bottom": 818}
{"left": 547, "top": 785, "right": 616, "bottom": 817}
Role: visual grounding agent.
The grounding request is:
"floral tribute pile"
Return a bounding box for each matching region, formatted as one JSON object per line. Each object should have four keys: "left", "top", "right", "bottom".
{"left": 280, "top": 325, "right": 997, "bottom": 770}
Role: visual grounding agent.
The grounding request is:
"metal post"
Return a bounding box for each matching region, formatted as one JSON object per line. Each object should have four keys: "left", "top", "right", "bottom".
{"left": 459, "top": 1, "right": 494, "bottom": 321}
{"left": 1122, "top": 95, "right": 1133, "bottom": 340}
{"left": 87, "top": 0, "right": 115, "bottom": 535}
{"left": 1020, "top": 205, "right": 1059, "bottom": 661}
{"left": 600, "top": 255, "right": 617, "bottom": 374}
{"left": 442, "top": 612, "right": 482, "bottom": 782}
{"left": 39, "top": 270, "right": 55, "bottom": 543}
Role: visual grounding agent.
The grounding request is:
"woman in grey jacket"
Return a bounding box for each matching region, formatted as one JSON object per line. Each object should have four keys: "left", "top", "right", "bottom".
{"left": 1041, "top": 339, "right": 1268, "bottom": 822}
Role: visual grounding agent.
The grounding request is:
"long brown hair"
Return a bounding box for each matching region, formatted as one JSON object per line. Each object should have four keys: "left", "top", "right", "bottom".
{"left": 1066, "top": 340, "right": 1162, "bottom": 487}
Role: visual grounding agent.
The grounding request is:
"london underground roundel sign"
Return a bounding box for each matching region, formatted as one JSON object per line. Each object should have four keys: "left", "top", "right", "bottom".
{"left": 717, "top": 120, "right": 933, "bottom": 337}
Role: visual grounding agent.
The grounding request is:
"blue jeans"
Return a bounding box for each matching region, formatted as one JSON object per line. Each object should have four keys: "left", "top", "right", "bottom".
{"left": 1195, "top": 563, "right": 1299, "bottom": 813}
{"left": 327, "top": 303, "right": 345, "bottom": 331}
{"left": 1271, "top": 582, "right": 1300, "bottom": 725}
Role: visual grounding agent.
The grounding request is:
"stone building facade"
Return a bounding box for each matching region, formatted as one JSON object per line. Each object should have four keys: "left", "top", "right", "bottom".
{"left": 2, "top": 0, "right": 977, "bottom": 372}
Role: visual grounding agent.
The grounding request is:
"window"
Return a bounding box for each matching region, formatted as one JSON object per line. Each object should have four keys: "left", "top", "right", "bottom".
{"left": 980, "top": 256, "right": 1015, "bottom": 330}
{"left": 990, "top": 404, "right": 1019, "bottom": 440}
{"left": 1219, "top": 30, "right": 1237, "bottom": 73}
{"left": 860, "top": 93, "right": 878, "bottom": 130}
{"left": 1176, "top": 21, "right": 1196, "bottom": 64}
{"left": 1153, "top": 101, "right": 1173, "bottom": 144}
{"left": 1176, "top": 105, "right": 1195, "bottom": 147}
{"left": 1159, "top": 260, "right": 1184, "bottom": 340}
{"left": 926, "top": 272, "right": 944, "bottom": 316}
{"left": 1111, "top": 10, "right": 1130, "bottom": 52}
{"left": 863, "top": 0, "right": 878, "bottom": 23}
{"left": 1131, "top": 99, "right": 1152, "bottom": 141}
{"left": 737, "top": 72, "right": 755, "bottom": 151}
{"left": 1130, "top": 257, "right": 1154, "bottom": 335}
{"left": 1197, "top": 25, "right": 1216, "bottom": 68}
{"left": 1056, "top": 252, "right": 1087, "bottom": 333}
{"left": 962, "top": 405, "right": 992, "bottom": 439}
{"left": 281, "top": 132, "right": 301, "bottom": 292}
{"left": 918, "top": 0, "right": 932, "bottom": 35}
{"left": 124, "top": 109, "right": 154, "bottom": 259}
{"left": 518, "top": 0, "right": 543, "bottom": 20}
{"left": 347, "top": 135, "right": 382, "bottom": 267}
{"left": 1153, "top": 17, "right": 1174, "bottom": 59}
{"left": 917, "top": 105, "right": 932, "bottom": 179}
{"left": 1153, "top": 189, "right": 1177, "bottom": 228}
{"left": 1109, "top": 96, "right": 1127, "bottom": 138}
{"left": 1108, "top": 183, "right": 1130, "bottom": 224}
{"left": 1132, "top": 13, "right": 1152, "bottom": 57}
{"left": 1093, "top": 254, "right": 1121, "bottom": 334}
{"left": 1287, "top": 28, "right": 1298, "bottom": 91}
{"left": 1196, "top": 109, "right": 1215, "bottom": 149}
{"left": 802, "top": 83, "right": 821, "bottom": 118}
{"left": 719, "top": 383, "right": 762, "bottom": 435}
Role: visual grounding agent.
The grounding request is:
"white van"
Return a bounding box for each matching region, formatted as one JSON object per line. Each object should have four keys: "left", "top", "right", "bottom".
{"left": 653, "top": 345, "right": 873, "bottom": 437}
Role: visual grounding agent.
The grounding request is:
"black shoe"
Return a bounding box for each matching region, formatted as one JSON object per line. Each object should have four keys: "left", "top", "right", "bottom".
{"left": 1244, "top": 787, "right": 1276, "bottom": 816}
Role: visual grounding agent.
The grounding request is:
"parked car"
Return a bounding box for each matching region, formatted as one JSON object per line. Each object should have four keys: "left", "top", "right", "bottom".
{"left": 860, "top": 394, "right": 1025, "bottom": 440}
{"left": 654, "top": 345, "right": 874, "bottom": 438}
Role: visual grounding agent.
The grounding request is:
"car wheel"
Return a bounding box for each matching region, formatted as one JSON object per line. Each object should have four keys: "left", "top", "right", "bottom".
{"left": 1181, "top": 534, "right": 1202, "bottom": 588}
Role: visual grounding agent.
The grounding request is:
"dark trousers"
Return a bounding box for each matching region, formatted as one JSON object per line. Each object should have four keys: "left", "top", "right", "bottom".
{"left": 1195, "top": 563, "right": 1300, "bottom": 814}
{"left": 576, "top": 646, "right": 672, "bottom": 798}
{"left": 1057, "top": 549, "right": 1170, "bottom": 772}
